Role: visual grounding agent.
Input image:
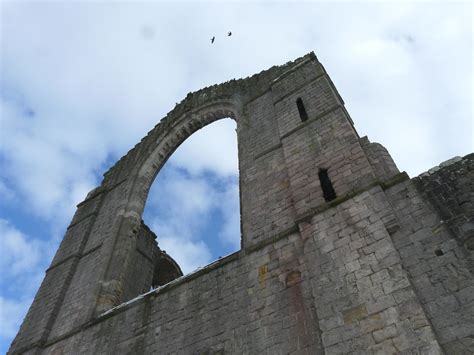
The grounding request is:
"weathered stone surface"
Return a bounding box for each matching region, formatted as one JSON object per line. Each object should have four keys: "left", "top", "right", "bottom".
{"left": 342, "top": 305, "right": 368, "bottom": 324}
{"left": 9, "top": 53, "right": 473, "bottom": 354}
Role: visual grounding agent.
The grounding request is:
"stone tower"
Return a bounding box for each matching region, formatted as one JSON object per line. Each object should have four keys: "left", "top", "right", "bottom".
{"left": 9, "top": 53, "right": 473, "bottom": 354}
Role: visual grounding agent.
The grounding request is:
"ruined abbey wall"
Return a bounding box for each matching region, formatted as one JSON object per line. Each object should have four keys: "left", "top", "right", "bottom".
{"left": 9, "top": 53, "right": 473, "bottom": 354}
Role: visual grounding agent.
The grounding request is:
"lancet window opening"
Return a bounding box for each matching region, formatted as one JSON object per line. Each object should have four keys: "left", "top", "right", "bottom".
{"left": 296, "top": 97, "right": 309, "bottom": 122}
{"left": 318, "top": 168, "right": 337, "bottom": 202}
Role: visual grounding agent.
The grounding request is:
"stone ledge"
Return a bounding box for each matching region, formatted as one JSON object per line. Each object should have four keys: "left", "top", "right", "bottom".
{"left": 253, "top": 142, "right": 283, "bottom": 161}
{"left": 280, "top": 104, "right": 342, "bottom": 140}
{"left": 245, "top": 224, "right": 299, "bottom": 253}
{"left": 97, "top": 251, "right": 240, "bottom": 319}
{"left": 46, "top": 243, "right": 102, "bottom": 273}
{"left": 272, "top": 72, "right": 326, "bottom": 105}
{"left": 67, "top": 211, "right": 98, "bottom": 231}
{"left": 271, "top": 52, "right": 316, "bottom": 85}
{"left": 296, "top": 172, "right": 409, "bottom": 224}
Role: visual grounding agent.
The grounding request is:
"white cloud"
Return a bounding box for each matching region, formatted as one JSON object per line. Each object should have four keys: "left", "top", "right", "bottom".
{"left": 0, "top": 219, "right": 53, "bottom": 295}
{"left": 0, "top": 219, "right": 42, "bottom": 276}
{"left": 0, "top": 180, "right": 14, "bottom": 202}
{"left": 147, "top": 169, "right": 218, "bottom": 226}
{"left": 171, "top": 119, "right": 238, "bottom": 177}
{"left": 0, "top": 96, "right": 98, "bottom": 222}
{"left": 145, "top": 168, "right": 217, "bottom": 275}
{"left": 313, "top": 2, "right": 473, "bottom": 176}
{"left": 0, "top": 219, "right": 53, "bottom": 342}
{"left": 0, "top": 297, "right": 32, "bottom": 339}
{"left": 218, "top": 183, "right": 241, "bottom": 249}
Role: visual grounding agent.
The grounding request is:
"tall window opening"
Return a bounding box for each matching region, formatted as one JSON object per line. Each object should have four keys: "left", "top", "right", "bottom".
{"left": 318, "top": 168, "right": 336, "bottom": 202}
{"left": 296, "top": 97, "right": 308, "bottom": 122}
{"left": 143, "top": 119, "right": 240, "bottom": 282}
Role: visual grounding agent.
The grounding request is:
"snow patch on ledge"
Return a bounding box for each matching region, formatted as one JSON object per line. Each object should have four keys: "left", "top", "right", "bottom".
{"left": 98, "top": 251, "right": 239, "bottom": 318}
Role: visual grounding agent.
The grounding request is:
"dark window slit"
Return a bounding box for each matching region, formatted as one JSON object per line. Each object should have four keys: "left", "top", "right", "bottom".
{"left": 296, "top": 97, "right": 308, "bottom": 122}
{"left": 319, "top": 168, "right": 337, "bottom": 202}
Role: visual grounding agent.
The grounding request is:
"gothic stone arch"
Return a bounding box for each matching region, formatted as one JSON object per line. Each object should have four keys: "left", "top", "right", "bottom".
{"left": 10, "top": 52, "right": 474, "bottom": 354}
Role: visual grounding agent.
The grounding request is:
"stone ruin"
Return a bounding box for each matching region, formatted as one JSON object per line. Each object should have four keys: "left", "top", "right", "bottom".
{"left": 10, "top": 52, "right": 474, "bottom": 354}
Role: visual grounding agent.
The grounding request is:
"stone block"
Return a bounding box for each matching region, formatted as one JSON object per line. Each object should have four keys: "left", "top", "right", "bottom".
{"left": 366, "top": 295, "right": 396, "bottom": 315}
{"left": 373, "top": 324, "right": 398, "bottom": 343}
{"left": 321, "top": 327, "right": 343, "bottom": 347}
{"left": 342, "top": 304, "right": 368, "bottom": 324}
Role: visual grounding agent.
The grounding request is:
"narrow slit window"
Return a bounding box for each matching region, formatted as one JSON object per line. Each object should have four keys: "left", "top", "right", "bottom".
{"left": 319, "top": 168, "right": 337, "bottom": 202}
{"left": 296, "top": 97, "right": 308, "bottom": 122}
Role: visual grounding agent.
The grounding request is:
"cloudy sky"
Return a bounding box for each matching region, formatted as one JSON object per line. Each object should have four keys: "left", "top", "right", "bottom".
{"left": 0, "top": 0, "right": 472, "bottom": 352}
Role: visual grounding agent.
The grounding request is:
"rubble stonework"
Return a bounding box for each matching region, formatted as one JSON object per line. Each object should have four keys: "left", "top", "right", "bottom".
{"left": 9, "top": 53, "right": 473, "bottom": 354}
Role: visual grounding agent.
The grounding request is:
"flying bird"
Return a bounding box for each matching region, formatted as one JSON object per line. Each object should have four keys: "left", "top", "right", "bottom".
{"left": 228, "top": 31, "right": 232, "bottom": 36}
{"left": 211, "top": 36, "right": 215, "bottom": 44}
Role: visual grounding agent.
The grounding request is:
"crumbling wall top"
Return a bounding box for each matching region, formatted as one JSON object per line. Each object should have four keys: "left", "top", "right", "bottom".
{"left": 100, "top": 52, "right": 317, "bottom": 185}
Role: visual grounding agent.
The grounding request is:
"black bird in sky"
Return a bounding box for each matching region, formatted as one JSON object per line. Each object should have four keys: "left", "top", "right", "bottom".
{"left": 228, "top": 31, "right": 232, "bottom": 36}
{"left": 211, "top": 36, "right": 215, "bottom": 44}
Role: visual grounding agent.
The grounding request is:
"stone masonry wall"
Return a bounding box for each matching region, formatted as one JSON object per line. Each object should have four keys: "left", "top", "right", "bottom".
{"left": 360, "top": 136, "right": 400, "bottom": 183}
{"left": 301, "top": 186, "right": 441, "bottom": 354}
{"left": 44, "top": 181, "right": 131, "bottom": 343}
{"left": 272, "top": 69, "right": 379, "bottom": 222}
{"left": 238, "top": 91, "right": 296, "bottom": 245}
{"left": 413, "top": 154, "right": 474, "bottom": 250}
{"left": 38, "top": 240, "right": 323, "bottom": 354}
{"left": 121, "top": 222, "right": 160, "bottom": 302}
{"left": 37, "top": 184, "right": 453, "bottom": 354}
{"left": 384, "top": 157, "right": 474, "bottom": 354}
